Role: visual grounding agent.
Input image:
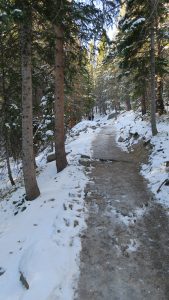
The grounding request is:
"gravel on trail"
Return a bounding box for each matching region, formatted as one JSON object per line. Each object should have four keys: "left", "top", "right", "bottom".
{"left": 76, "top": 126, "right": 169, "bottom": 300}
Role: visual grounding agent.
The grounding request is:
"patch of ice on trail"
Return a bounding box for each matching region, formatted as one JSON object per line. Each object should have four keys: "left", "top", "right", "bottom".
{"left": 108, "top": 206, "right": 147, "bottom": 226}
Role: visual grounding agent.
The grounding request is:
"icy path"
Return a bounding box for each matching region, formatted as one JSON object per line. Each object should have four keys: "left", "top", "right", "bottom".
{"left": 76, "top": 126, "right": 169, "bottom": 300}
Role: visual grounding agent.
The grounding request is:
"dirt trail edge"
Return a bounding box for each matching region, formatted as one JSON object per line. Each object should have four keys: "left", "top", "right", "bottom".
{"left": 75, "top": 125, "right": 169, "bottom": 300}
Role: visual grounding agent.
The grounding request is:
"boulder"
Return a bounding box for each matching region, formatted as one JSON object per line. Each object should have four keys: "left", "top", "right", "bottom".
{"left": 47, "top": 151, "right": 70, "bottom": 163}
{"left": 47, "top": 153, "right": 55, "bottom": 163}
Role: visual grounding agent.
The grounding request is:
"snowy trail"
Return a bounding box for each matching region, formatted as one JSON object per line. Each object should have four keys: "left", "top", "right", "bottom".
{"left": 0, "top": 112, "right": 169, "bottom": 300}
{"left": 76, "top": 125, "right": 169, "bottom": 300}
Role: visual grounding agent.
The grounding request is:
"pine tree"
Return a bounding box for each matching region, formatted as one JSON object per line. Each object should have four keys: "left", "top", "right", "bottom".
{"left": 0, "top": 1, "right": 22, "bottom": 184}
{"left": 54, "top": 24, "right": 68, "bottom": 172}
{"left": 20, "top": 1, "right": 40, "bottom": 199}
{"left": 149, "top": 0, "right": 158, "bottom": 135}
{"left": 34, "top": 0, "right": 118, "bottom": 171}
{"left": 115, "top": 0, "right": 168, "bottom": 134}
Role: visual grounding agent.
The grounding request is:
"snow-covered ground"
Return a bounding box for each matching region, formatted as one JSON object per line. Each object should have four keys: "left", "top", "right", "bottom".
{"left": 114, "top": 110, "right": 169, "bottom": 208}
{"left": 0, "top": 110, "right": 169, "bottom": 300}
{"left": 0, "top": 120, "right": 101, "bottom": 300}
{"left": 0, "top": 159, "right": 22, "bottom": 195}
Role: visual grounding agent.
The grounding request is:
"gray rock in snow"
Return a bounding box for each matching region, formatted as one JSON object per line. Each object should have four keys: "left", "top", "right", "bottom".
{"left": 81, "top": 154, "right": 90, "bottom": 159}
{"left": 107, "top": 113, "right": 118, "bottom": 120}
{"left": 118, "top": 136, "right": 124, "bottom": 142}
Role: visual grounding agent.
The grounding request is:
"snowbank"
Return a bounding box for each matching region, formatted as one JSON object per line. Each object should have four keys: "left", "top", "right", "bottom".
{"left": 114, "top": 111, "right": 169, "bottom": 208}
{"left": 0, "top": 119, "right": 99, "bottom": 300}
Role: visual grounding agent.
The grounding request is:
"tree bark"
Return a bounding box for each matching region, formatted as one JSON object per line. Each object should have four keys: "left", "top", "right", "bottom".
{"left": 156, "top": 34, "right": 164, "bottom": 114}
{"left": 6, "top": 143, "right": 15, "bottom": 186}
{"left": 141, "top": 90, "right": 146, "bottom": 115}
{"left": 1, "top": 33, "right": 15, "bottom": 186}
{"left": 156, "top": 76, "right": 164, "bottom": 114}
{"left": 150, "top": 1, "right": 158, "bottom": 136}
{"left": 125, "top": 97, "right": 131, "bottom": 111}
{"left": 54, "top": 25, "right": 67, "bottom": 172}
{"left": 156, "top": 19, "right": 164, "bottom": 115}
{"left": 21, "top": 5, "right": 40, "bottom": 200}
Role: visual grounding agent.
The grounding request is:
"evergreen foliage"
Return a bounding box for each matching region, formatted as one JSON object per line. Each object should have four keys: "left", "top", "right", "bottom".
{"left": 0, "top": 0, "right": 168, "bottom": 194}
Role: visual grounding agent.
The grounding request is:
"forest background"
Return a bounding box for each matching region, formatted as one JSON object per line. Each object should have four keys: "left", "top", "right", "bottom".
{"left": 0, "top": 0, "right": 168, "bottom": 200}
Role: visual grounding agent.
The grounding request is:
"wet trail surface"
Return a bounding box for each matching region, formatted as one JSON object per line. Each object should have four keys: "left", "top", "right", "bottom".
{"left": 76, "top": 126, "right": 169, "bottom": 300}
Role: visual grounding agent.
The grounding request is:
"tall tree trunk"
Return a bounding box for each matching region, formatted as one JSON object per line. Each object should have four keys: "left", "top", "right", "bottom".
{"left": 156, "top": 38, "right": 164, "bottom": 114}
{"left": 21, "top": 5, "right": 40, "bottom": 200}
{"left": 156, "top": 19, "right": 164, "bottom": 115}
{"left": 150, "top": 1, "right": 158, "bottom": 136}
{"left": 125, "top": 97, "right": 131, "bottom": 111}
{"left": 6, "top": 141, "right": 15, "bottom": 186}
{"left": 54, "top": 25, "right": 67, "bottom": 172}
{"left": 0, "top": 33, "right": 5, "bottom": 110}
{"left": 156, "top": 76, "right": 164, "bottom": 114}
{"left": 141, "top": 89, "right": 146, "bottom": 115}
{"left": 1, "top": 34, "right": 15, "bottom": 186}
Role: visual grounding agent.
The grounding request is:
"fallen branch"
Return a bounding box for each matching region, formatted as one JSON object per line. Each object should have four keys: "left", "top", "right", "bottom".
{"left": 157, "top": 179, "right": 169, "bottom": 193}
{"left": 20, "top": 271, "right": 29, "bottom": 289}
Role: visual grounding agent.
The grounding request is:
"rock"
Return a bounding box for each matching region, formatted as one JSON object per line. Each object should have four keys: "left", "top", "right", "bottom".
{"left": 165, "top": 179, "right": 169, "bottom": 186}
{"left": 74, "top": 220, "right": 79, "bottom": 227}
{"left": 20, "top": 271, "right": 29, "bottom": 289}
{"left": 133, "top": 132, "right": 139, "bottom": 139}
{"left": 81, "top": 154, "right": 90, "bottom": 159}
{"left": 79, "top": 159, "right": 91, "bottom": 167}
{"left": 118, "top": 136, "right": 124, "bottom": 142}
{"left": 21, "top": 206, "right": 27, "bottom": 212}
{"left": 129, "top": 132, "right": 139, "bottom": 139}
{"left": 107, "top": 113, "right": 118, "bottom": 120}
{"left": 121, "top": 211, "right": 128, "bottom": 217}
{"left": 165, "top": 161, "right": 169, "bottom": 168}
{"left": 47, "top": 151, "right": 71, "bottom": 163}
{"left": 47, "top": 153, "right": 56, "bottom": 163}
